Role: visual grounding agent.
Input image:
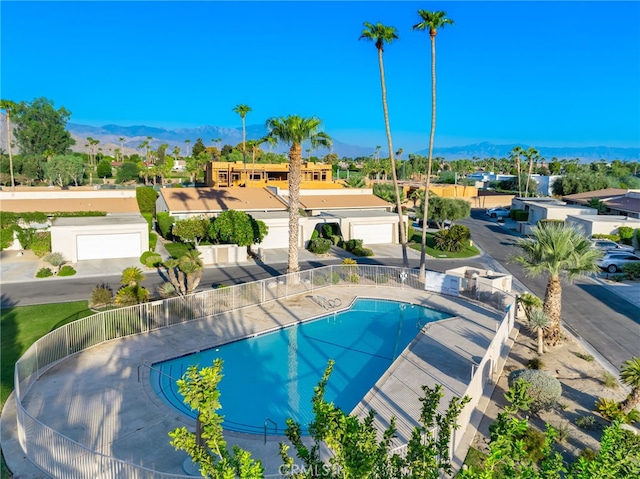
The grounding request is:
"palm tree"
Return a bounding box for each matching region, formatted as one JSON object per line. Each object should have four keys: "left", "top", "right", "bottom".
{"left": 528, "top": 308, "right": 550, "bottom": 355}
{"left": 185, "top": 139, "right": 191, "bottom": 157}
{"left": 413, "top": 9, "right": 454, "bottom": 280}
{"left": 119, "top": 136, "right": 125, "bottom": 153}
{"left": 246, "top": 136, "right": 275, "bottom": 186}
{"left": 0, "top": 99, "right": 17, "bottom": 189}
{"left": 233, "top": 104, "right": 252, "bottom": 163}
{"left": 524, "top": 147, "right": 539, "bottom": 197}
{"left": 510, "top": 146, "right": 525, "bottom": 197}
{"left": 120, "top": 266, "right": 145, "bottom": 288}
{"left": 359, "top": 21, "right": 408, "bottom": 268}
{"left": 619, "top": 357, "right": 640, "bottom": 414}
{"left": 512, "top": 223, "right": 602, "bottom": 345}
{"left": 265, "top": 115, "right": 332, "bottom": 273}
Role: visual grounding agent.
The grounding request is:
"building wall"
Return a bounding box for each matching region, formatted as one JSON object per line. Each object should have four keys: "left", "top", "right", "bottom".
{"left": 205, "top": 161, "right": 333, "bottom": 187}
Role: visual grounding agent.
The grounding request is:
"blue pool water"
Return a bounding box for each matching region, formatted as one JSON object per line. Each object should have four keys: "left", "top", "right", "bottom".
{"left": 150, "top": 298, "right": 451, "bottom": 434}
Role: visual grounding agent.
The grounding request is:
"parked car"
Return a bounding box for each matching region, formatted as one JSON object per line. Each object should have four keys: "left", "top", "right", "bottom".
{"left": 597, "top": 251, "right": 640, "bottom": 273}
{"left": 486, "top": 207, "right": 511, "bottom": 218}
{"left": 591, "top": 239, "right": 635, "bottom": 253}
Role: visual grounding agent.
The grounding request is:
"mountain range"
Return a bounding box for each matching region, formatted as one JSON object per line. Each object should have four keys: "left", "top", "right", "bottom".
{"left": 2, "top": 116, "right": 638, "bottom": 161}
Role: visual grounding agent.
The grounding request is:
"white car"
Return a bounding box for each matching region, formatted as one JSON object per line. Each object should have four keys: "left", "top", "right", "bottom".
{"left": 597, "top": 252, "right": 640, "bottom": 273}
{"left": 591, "top": 239, "right": 634, "bottom": 253}
{"left": 486, "top": 207, "right": 511, "bottom": 218}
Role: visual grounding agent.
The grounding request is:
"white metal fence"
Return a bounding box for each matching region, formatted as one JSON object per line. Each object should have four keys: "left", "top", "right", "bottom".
{"left": 13, "top": 265, "right": 515, "bottom": 478}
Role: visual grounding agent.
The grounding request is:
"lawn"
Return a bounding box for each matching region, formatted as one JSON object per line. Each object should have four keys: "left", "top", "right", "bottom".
{"left": 164, "top": 241, "right": 193, "bottom": 259}
{"left": 408, "top": 232, "right": 480, "bottom": 259}
{"left": 0, "top": 301, "right": 93, "bottom": 407}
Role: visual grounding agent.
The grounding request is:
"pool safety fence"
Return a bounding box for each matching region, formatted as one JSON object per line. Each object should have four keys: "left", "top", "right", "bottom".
{"left": 13, "top": 265, "right": 515, "bottom": 478}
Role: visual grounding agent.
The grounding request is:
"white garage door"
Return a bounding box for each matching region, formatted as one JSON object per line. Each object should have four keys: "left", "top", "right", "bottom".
{"left": 352, "top": 223, "right": 393, "bottom": 245}
{"left": 77, "top": 233, "right": 141, "bottom": 260}
{"left": 259, "top": 226, "right": 289, "bottom": 249}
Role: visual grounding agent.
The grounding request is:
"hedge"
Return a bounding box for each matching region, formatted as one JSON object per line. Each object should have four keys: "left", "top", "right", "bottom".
{"left": 157, "top": 212, "right": 175, "bottom": 239}
{"left": 136, "top": 186, "right": 158, "bottom": 215}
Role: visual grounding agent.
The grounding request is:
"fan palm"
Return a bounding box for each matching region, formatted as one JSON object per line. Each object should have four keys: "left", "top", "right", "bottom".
{"left": 524, "top": 147, "right": 539, "bottom": 197}
{"left": 412, "top": 9, "right": 454, "bottom": 279}
{"left": 232, "top": 104, "right": 252, "bottom": 163}
{"left": 510, "top": 146, "right": 525, "bottom": 197}
{"left": 265, "top": 115, "right": 332, "bottom": 273}
{"left": 512, "top": 223, "right": 602, "bottom": 345}
{"left": 528, "top": 307, "right": 550, "bottom": 355}
{"left": 620, "top": 357, "right": 640, "bottom": 414}
{"left": 359, "top": 22, "right": 408, "bottom": 268}
{"left": 120, "top": 266, "right": 145, "bottom": 288}
{"left": 0, "top": 99, "right": 17, "bottom": 189}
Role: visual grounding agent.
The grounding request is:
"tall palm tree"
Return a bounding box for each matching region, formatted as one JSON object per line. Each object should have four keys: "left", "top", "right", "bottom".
{"left": 359, "top": 21, "right": 408, "bottom": 268}
{"left": 265, "top": 115, "right": 332, "bottom": 273}
{"left": 512, "top": 223, "right": 602, "bottom": 345}
{"left": 246, "top": 136, "right": 275, "bottom": 186}
{"left": 524, "top": 146, "right": 539, "bottom": 197}
{"left": 185, "top": 139, "right": 191, "bottom": 157}
{"left": 413, "top": 9, "right": 454, "bottom": 280}
{"left": 619, "top": 357, "right": 640, "bottom": 414}
{"left": 233, "top": 104, "right": 252, "bottom": 163}
{"left": 0, "top": 99, "right": 17, "bottom": 189}
{"left": 510, "top": 146, "right": 525, "bottom": 197}
{"left": 119, "top": 136, "right": 125, "bottom": 153}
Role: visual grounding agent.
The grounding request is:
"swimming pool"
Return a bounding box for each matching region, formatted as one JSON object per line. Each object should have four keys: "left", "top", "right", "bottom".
{"left": 150, "top": 298, "right": 451, "bottom": 434}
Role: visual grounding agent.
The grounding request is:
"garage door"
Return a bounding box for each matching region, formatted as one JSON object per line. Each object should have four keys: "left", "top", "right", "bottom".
{"left": 259, "top": 226, "right": 289, "bottom": 249}
{"left": 352, "top": 223, "right": 393, "bottom": 245}
{"left": 77, "top": 233, "right": 141, "bottom": 260}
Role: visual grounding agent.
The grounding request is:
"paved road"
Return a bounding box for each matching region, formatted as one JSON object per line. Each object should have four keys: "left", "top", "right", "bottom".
{"left": 461, "top": 210, "right": 640, "bottom": 369}
{"left": 0, "top": 256, "right": 489, "bottom": 308}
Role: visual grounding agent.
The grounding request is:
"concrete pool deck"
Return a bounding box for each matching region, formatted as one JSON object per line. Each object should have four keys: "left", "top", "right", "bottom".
{"left": 2, "top": 286, "right": 514, "bottom": 478}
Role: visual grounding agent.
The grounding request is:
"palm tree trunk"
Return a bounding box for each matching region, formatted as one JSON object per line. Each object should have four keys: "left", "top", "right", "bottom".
{"left": 620, "top": 388, "right": 640, "bottom": 414}
{"left": 525, "top": 156, "right": 534, "bottom": 197}
{"left": 516, "top": 154, "right": 523, "bottom": 197}
{"left": 419, "top": 34, "right": 438, "bottom": 280}
{"left": 288, "top": 143, "right": 302, "bottom": 273}
{"left": 6, "top": 112, "right": 15, "bottom": 189}
{"left": 543, "top": 275, "right": 563, "bottom": 345}
{"left": 537, "top": 329, "right": 545, "bottom": 355}
{"left": 377, "top": 48, "right": 408, "bottom": 268}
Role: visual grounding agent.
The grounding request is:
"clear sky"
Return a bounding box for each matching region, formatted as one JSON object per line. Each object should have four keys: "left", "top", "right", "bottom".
{"left": 2, "top": 1, "right": 639, "bottom": 153}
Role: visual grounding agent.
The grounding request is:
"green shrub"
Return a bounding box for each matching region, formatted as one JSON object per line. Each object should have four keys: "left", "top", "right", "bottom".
{"left": 579, "top": 448, "right": 597, "bottom": 461}
{"left": 140, "top": 251, "right": 162, "bottom": 267}
{"left": 618, "top": 226, "right": 634, "bottom": 245}
{"left": 310, "top": 229, "right": 319, "bottom": 241}
{"left": 89, "top": 283, "right": 113, "bottom": 308}
{"left": 510, "top": 209, "right": 529, "bottom": 221}
{"left": 407, "top": 224, "right": 416, "bottom": 242}
{"left": 527, "top": 357, "right": 544, "bottom": 370}
{"left": 142, "top": 212, "right": 154, "bottom": 232}
{"left": 346, "top": 273, "right": 360, "bottom": 283}
{"left": 43, "top": 252, "right": 65, "bottom": 267}
{"left": 308, "top": 238, "right": 332, "bottom": 254}
{"left": 621, "top": 262, "right": 640, "bottom": 280}
{"left": 36, "top": 267, "right": 53, "bottom": 278}
{"left": 330, "top": 234, "right": 342, "bottom": 246}
{"left": 352, "top": 246, "right": 374, "bottom": 257}
{"left": 322, "top": 224, "right": 334, "bottom": 238}
{"left": 602, "top": 372, "right": 619, "bottom": 389}
{"left": 508, "top": 369, "right": 562, "bottom": 413}
{"left": 519, "top": 427, "right": 547, "bottom": 463}
{"left": 595, "top": 397, "right": 640, "bottom": 424}
{"left": 135, "top": 187, "right": 158, "bottom": 214}
{"left": 16, "top": 227, "right": 37, "bottom": 249}
{"left": 575, "top": 415, "right": 597, "bottom": 430}
{"left": 345, "top": 239, "right": 363, "bottom": 252}
{"left": 591, "top": 233, "right": 621, "bottom": 242}
{"left": 31, "top": 232, "right": 51, "bottom": 257}
{"left": 164, "top": 242, "right": 192, "bottom": 259}
{"left": 0, "top": 226, "right": 15, "bottom": 250}
{"left": 574, "top": 352, "right": 594, "bottom": 362}
{"left": 312, "top": 271, "right": 340, "bottom": 286}
{"left": 156, "top": 212, "right": 175, "bottom": 239}
{"left": 58, "top": 265, "right": 76, "bottom": 276}
{"left": 149, "top": 232, "right": 158, "bottom": 252}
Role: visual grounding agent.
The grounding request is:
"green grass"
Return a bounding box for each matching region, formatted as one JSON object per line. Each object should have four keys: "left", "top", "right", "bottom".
{"left": 0, "top": 301, "right": 93, "bottom": 407}
{"left": 408, "top": 232, "right": 480, "bottom": 259}
{"left": 164, "top": 242, "right": 193, "bottom": 259}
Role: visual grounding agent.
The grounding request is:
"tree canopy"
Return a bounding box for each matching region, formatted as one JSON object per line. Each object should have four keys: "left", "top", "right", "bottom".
{"left": 209, "top": 210, "right": 268, "bottom": 247}
{"left": 12, "top": 97, "right": 75, "bottom": 156}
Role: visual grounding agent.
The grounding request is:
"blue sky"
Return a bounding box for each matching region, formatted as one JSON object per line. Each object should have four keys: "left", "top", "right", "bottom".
{"left": 2, "top": 1, "right": 639, "bottom": 153}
